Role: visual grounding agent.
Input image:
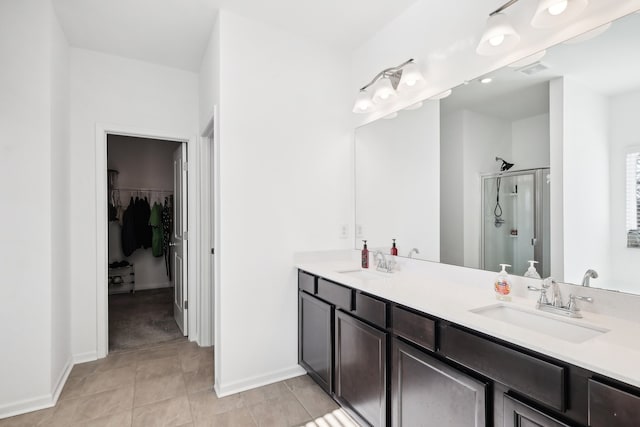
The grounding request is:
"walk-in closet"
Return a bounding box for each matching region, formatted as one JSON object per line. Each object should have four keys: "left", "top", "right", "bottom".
{"left": 106, "top": 135, "right": 184, "bottom": 351}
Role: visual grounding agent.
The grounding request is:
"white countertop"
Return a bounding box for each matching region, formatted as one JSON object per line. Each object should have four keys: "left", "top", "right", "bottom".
{"left": 296, "top": 259, "right": 640, "bottom": 389}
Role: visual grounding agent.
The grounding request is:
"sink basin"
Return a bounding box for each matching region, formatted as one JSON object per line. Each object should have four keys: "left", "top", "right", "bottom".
{"left": 470, "top": 304, "right": 609, "bottom": 343}
{"left": 337, "top": 269, "right": 388, "bottom": 281}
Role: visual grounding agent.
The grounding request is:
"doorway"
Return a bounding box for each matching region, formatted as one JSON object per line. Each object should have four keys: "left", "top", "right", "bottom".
{"left": 105, "top": 134, "right": 189, "bottom": 352}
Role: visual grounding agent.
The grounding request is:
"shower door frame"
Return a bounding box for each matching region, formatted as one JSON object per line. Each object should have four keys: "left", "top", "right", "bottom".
{"left": 480, "top": 168, "right": 547, "bottom": 274}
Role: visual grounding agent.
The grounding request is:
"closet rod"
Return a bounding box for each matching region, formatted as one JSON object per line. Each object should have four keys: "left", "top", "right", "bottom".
{"left": 116, "top": 187, "right": 173, "bottom": 193}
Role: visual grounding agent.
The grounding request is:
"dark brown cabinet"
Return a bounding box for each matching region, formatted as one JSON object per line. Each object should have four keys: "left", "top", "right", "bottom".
{"left": 335, "top": 310, "right": 387, "bottom": 427}
{"left": 298, "top": 291, "right": 333, "bottom": 393}
{"left": 392, "top": 338, "right": 487, "bottom": 427}
{"left": 297, "top": 270, "right": 640, "bottom": 427}
{"left": 588, "top": 379, "right": 640, "bottom": 427}
{"left": 503, "top": 395, "right": 570, "bottom": 427}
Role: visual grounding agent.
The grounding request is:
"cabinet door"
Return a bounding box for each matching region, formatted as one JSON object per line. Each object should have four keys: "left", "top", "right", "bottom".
{"left": 589, "top": 379, "right": 640, "bottom": 427}
{"left": 504, "top": 395, "right": 570, "bottom": 427}
{"left": 335, "top": 310, "right": 387, "bottom": 427}
{"left": 392, "top": 338, "right": 487, "bottom": 427}
{"left": 299, "top": 291, "right": 333, "bottom": 393}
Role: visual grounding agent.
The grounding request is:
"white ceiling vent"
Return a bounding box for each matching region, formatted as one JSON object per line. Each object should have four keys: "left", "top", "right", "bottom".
{"left": 517, "top": 62, "right": 549, "bottom": 76}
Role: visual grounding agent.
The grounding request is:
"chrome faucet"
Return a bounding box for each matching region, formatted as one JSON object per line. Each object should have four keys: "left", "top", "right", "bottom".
{"left": 373, "top": 250, "right": 395, "bottom": 273}
{"left": 528, "top": 277, "right": 593, "bottom": 318}
{"left": 408, "top": 248, "right": 420, "bottom": 258}
{"left": 581, "top": 269, "right": 598, "bottom": 287}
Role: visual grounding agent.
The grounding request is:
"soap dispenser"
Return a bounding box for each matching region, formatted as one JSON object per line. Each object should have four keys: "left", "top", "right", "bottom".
{"left": 391, "top": 239, "right": 398, "bottom": 256}
{"left": 524, "top": 260, "right": 541, "bottom": 279}
{"left": 361, "top": 240, "right": 369, "bottom": 269}
{"left": 494, "top": 264, "right": 512, "bottom": 301}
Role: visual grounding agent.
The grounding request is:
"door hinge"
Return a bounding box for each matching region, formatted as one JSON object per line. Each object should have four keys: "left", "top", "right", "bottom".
{"left": 211, "top": 248, "right": 215, "bottom": 255}
{"left": 183, "top": 231, "right": 189, "bottom": 240}
{"left": 184, "top": 300, "right": 188, "bottom": 310}
{"left": 183, "top": 161, "right": 188, "bottom": 171}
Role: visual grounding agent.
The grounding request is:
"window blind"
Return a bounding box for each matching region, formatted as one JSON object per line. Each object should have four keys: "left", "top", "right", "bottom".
{"left": 626, "top": 151, "right": 640, "bottom": 248}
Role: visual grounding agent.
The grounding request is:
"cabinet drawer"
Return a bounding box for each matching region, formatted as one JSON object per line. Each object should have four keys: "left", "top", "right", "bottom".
{"left": 353, "top": 292, "right": 386, "bottom": 328}
{"left": 317, "top": 278, "right": 352, "bottom": 310}
{"left": 440, "top": 324, "right": 566, "bottom": 412}
{"left": 504, "top": 395, "right": 570, "bottom": 427}
{"left": 391, "top": 306, "right": 435, "bottom": 351}
{"left": 298, "top": 270, "right": 316, "bottom": 294}
{"left": 589, "top": 379, "right": 640, "bottom": 427}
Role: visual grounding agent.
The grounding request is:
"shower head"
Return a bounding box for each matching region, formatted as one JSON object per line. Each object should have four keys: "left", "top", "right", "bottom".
{"left": 496, "top": 157, "right": 514, "bottom": 172}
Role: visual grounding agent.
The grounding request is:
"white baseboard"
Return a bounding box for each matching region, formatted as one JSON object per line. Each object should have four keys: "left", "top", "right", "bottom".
{"left": 214, "top": 365, "right": 306, "bottom": 397}
{"left": 0, "top": 357, "right": 73, "bottom": 420}
{"left": 0, "top": 393, "right": 54, "bottom": 420}
{"left": 51, "top": 358, "right": 73, "bottom": 403}
{"left": 73, "top": 351, "right": 98, "bottom": 364}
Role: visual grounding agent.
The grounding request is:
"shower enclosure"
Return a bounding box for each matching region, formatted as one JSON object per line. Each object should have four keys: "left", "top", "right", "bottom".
{"left": 481, "top": 168, "right": 550, "bottom": 277}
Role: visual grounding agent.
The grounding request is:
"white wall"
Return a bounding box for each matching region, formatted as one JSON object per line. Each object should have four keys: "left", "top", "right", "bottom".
{"left": 198, "top": 14, "right": 220, "bottom": 133}
{"left": 69, "top": 49, "right": 198, "bottom": 359}
{"left": 440, "top": 110, "right": 465, "bottom": 266}
{"left": 49, "top": 3, "right": 72, "bottom": 400}
{"left": 107, "top": 135, "right": 180, "bottom": 290}
{"left": 512, "top": 113, "right": 550, "bottom": 170}
{"left": 355, "top": 103, "right": 440, "bottom": 261}
{"left": 0, "top": 0, "right": 70, "bottom": 417}
{"left": 609, "top": 89, "right": 640, "bottom": 293}
{"left": 214, "top": 10, "right": 352, "bottom": 395}
{"left": 560, "top": 78, "right": 611, "bottom": 286}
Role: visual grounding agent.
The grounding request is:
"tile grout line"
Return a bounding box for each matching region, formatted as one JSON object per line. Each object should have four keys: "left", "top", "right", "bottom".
{"left": 180, "top": 353, "right": 196, "bottom": 426}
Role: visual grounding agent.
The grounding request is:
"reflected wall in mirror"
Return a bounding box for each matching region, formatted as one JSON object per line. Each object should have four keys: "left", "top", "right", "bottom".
{"left": 354, "top": 11, "right": 640, "bottom": 295}
{"left": 354, "top": 103, "right": 440, "bottom": 261}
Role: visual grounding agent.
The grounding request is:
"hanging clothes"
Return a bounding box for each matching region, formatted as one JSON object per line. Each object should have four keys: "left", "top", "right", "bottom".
{"left": 121, "top": 197, "right": 137, "bottom": 256}
{"left": 150, "top": 202, "right": 164, "bottom": 257}
{"left": 133, "top": 197, "right": 152, "bottom": 249}
{"left": 162, "top": 197, "right": 173, "bottom": 277}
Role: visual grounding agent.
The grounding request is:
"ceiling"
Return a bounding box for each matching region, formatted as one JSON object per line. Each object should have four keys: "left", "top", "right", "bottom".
{"left": 52, "top": 0, "right": 420, "bottom": 72}
{"left": 441, "top": 10, "right": 640, "bottom": 121}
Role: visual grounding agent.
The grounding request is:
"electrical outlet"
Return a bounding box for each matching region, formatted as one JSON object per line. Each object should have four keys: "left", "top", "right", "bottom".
{"left": 355, "top": 224, "right": 364, "bottom": 238}
{"left": 339, "top": 224, "right": 349, "bottom": 239}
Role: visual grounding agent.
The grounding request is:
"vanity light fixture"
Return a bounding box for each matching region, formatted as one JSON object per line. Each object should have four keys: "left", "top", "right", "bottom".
{"left": 352, "top": 59, "right": 424, "bottom": 114}
{"left": 476, "top": 0, "right": 589, "bottom": 55}
{"left": 531, "top": 0, "right": 588, "bottom": 28}
{"left": 476, "top": 11, "right": 521, "bottom": 56}
{"left": 480, "top": 77, "right": 493, "bottom": 84}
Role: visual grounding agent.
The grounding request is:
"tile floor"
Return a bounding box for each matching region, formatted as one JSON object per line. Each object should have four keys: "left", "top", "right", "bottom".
{"left": 0, "top": 339, "right": 353, "bottom": 427}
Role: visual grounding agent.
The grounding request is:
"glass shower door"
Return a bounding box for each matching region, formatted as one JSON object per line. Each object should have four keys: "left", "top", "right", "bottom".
{"left": 482, "top": 172, "right": 535, "bottom": 275}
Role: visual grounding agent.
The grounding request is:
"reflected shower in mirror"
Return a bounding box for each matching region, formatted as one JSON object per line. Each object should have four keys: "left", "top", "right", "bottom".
{"left": 354, "top": 10, "right": 640, "bottom": 295}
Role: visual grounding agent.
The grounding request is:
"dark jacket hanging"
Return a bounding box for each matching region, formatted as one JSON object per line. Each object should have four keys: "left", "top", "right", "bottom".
{"left": 121, "top": 197, "right": 137, "bottom": 256}
{"left": 133, "top": 197, "right": 152, "bottom": 249}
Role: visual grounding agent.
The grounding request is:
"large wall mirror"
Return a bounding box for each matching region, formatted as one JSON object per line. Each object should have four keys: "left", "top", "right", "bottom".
{"left": 354, "top": 10, "right": 640, "bottom": 295}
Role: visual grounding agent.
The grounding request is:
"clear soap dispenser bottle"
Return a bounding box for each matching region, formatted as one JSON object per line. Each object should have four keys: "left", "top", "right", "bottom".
{"left": 494, "top": 264, "right": 512, "bottom": 301}
{"left": 524, "top": 260, "right": 541, "bottom": 279}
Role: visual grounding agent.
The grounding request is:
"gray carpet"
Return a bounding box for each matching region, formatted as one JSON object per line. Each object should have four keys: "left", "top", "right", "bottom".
{"left": 109, "top": 288, "right": 183, "bottom": 351}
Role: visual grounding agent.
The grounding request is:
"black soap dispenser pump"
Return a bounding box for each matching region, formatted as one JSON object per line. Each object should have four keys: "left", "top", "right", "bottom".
{"left": 361, "top": 240, "right": 369, "bottom": 269}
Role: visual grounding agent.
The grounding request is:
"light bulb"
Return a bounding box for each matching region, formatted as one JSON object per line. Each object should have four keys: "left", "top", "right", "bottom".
{"left": 548, "top": 0, "right": 568, "bottom": 15}
{"left": 489, "top": 34, "right": 505, "bottom": 47}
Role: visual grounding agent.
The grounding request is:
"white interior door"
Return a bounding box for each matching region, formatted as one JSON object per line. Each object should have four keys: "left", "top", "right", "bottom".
{"left": 173, "top": 144, "right": 188, "bottom": 335}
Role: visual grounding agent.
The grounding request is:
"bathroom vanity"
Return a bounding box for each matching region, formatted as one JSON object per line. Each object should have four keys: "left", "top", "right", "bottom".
{"left": 296, "top": 264, "right": 640, "bottom": 427}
